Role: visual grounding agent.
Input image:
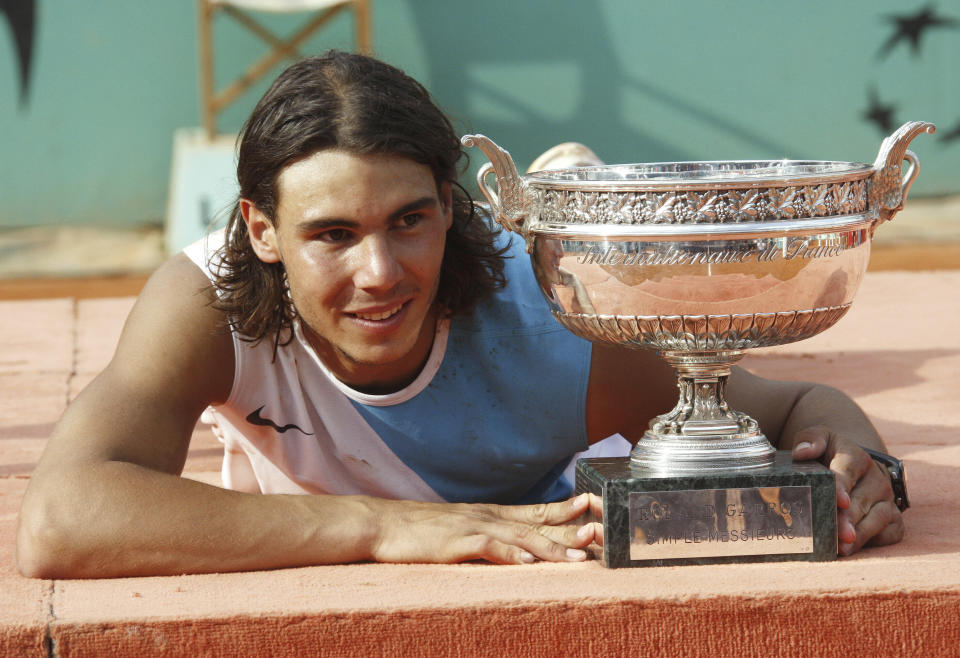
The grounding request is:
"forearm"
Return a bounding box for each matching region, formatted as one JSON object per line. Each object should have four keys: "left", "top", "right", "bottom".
{"left": 777, "top": 383, "right": 885, "bottom": 452}
{"left": 17, "top": 460, "right": 380, "bottom": 578}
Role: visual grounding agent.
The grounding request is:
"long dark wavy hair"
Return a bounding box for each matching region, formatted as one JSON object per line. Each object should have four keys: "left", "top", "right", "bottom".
{"left": 212, "top": 51, "right": 508, "bottom": 346}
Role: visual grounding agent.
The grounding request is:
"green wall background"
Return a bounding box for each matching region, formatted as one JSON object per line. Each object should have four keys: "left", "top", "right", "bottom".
{"left": 1, "top": 0, "right": 958, "bottom": 228}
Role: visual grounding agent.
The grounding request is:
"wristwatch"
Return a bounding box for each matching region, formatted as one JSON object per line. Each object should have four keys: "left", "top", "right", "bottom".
{"left": 862, "top": 447, "right": 909, "bottom": 512}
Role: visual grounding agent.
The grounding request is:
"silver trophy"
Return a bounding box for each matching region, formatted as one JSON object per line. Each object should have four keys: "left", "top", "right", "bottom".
{"left": 463, "top": 122, "right": 934, "bottom": 566}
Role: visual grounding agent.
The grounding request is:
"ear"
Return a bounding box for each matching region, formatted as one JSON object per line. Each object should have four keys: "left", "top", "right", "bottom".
{"left": 439, "top": 182, "right": 454, "bottom": 231}
{"left": 240, "top": 199, "right": 281, "bottom": 264}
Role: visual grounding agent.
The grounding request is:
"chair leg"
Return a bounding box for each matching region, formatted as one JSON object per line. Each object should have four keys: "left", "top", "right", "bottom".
{"left": 200, "top": 1, "right": 373, "bottom": 138}
{"left": 354, "top": 0, "right": 371, "bottom": 54}
{"left": 212, "top": 7, "right": 344, "bottom": 116}
{"left": 198, "top": 0, "right": 216, "bottom": 139}
{"left": 220, "top": 5, "right": 306, "bottom": 60}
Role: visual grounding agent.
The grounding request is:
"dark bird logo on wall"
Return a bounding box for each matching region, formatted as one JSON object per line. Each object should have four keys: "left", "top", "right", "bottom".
{"left": 863, "top": 87, "right": 898, "bottom": 135}
{"left": 937, "top": 120, "right": 960, "bottom": 144}
{"left": 876, "top": 5, "right": 959, "bottom": 59}
{"left": 1, "top": 0, "right": 36, "bottom": 107}
{"left": 865, "top": 3, "right": 959, "bottom": 148}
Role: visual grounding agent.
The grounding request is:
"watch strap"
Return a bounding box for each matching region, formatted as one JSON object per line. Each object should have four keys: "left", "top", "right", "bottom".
{"left": 862, "top": 447, "right": 909, "bottom": 512}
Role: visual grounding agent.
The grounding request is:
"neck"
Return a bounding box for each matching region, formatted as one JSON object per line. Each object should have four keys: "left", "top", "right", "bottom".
{"left": 302, "top": 306, "right": 442, "bottom": 395}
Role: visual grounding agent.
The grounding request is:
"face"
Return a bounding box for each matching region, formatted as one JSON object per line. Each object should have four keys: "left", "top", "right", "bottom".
{"left": 243, "top": 150, "right": 453, "bottom": 393}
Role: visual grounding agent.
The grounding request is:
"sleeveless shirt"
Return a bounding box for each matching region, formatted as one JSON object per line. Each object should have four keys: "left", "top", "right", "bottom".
{"left": 185, "top": 228, "right": 624, "bottom": 504}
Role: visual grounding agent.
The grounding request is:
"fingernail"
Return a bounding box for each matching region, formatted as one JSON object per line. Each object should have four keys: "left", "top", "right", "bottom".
{"left": 839, "top": 542, "right": 853, "bottom": 556}
{"left": 577, "top": 524, "right": 592, "bottom": 540}
{"left": 794, "top": 441, "right": 812, "bottom": 453}
{"left": 520, "top": 551, "right": 535, "bottom": 563}
{"left": 844, "top": 520, "right": 858, "bottom": 543}
{"left": 837, "top": 488, "right": 850, "bottom": 508}
{"left": 566, "top": 548, "right": 586, "bottom": 560}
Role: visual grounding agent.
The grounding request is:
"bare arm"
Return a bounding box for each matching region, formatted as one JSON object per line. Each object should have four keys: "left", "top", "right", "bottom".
{"left": 17, "top": 255, "right": 597, "bottom": 578}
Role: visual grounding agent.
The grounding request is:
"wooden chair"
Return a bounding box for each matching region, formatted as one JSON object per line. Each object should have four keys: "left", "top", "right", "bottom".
{"left": 197, "top": 0, "right": 371, "bottom": 137}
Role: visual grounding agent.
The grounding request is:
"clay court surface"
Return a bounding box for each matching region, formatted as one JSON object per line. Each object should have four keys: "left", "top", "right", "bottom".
{"left": 1, "top": 230, "right": 958, "bottom": 654}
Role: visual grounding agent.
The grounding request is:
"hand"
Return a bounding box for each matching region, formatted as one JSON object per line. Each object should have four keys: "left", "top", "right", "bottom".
{"left": 791, "top": 426, "right": 904, "bottom": 556}
{"left": 368, "top": 493, "right": 603, "bottom": 565}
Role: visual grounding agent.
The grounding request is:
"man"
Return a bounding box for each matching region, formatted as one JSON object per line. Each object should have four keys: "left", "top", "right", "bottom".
{"left": 17, "top": 52, "right": 904, "bottom": 578}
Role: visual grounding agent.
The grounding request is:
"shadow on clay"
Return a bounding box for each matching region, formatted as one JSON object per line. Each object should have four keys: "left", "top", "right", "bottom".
{"left": 745, "top": 348, "right": 958, "bottom": 399}
{"left": 733, "top": 347, "right": 960, "bottom": 560}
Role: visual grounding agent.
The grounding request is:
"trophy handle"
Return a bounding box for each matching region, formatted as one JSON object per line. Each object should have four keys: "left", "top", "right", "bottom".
{"left": 461, "top": 134, "right": 528, "bottom": 235}
{"left": 899, "top": 149, "right": 921, "bottom": 207}
{"left": 870, "top": 121, "right": 936, "bottom": 224}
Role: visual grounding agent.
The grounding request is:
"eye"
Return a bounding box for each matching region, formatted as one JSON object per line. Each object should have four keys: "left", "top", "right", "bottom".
{"left": 318, "top": 228, "right": 352, "bottom": 243}
{"left": 398, "top": 212, "right": 424, "bottom": 229}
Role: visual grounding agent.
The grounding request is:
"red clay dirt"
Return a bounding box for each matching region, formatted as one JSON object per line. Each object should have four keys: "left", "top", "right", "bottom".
{"left": 1, "top": 271, "right": 959, "bottom": 656}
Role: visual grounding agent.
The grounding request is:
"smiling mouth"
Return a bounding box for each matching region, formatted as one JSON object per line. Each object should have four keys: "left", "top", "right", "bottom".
{"left": 352, "top": 303, "right": 405, "bottom": 322}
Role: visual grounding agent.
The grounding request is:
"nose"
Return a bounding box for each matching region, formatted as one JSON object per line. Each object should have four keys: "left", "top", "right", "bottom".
{"left": 352, "top": 234, "right": 404, "bottom": 291}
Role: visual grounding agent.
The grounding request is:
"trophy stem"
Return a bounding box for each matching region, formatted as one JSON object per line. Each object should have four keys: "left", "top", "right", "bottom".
{"left": 630, "top": 350, "right": 776, "bottom": 474}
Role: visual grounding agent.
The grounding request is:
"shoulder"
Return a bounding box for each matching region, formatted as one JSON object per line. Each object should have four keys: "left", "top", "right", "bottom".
{"left": 31, "top": 253, "right": 236, "bottom": 478}
{"left": 181, "top": 228, "right": 226, "bottom": 283}
{"left": 134, "top": 251, "right": 222, "bottom": 323}
{"left": 460, "top": 232, "right": 558, "bottom": 333}
{"left": 106, "top": 252, "right": 235, "bottom": 406}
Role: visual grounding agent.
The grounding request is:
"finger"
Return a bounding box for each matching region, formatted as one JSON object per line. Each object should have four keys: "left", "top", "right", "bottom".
{"left": 449, "top": 535, "right": 537, "bottom": 565}
{"left": 576, "top": 522, "right": 601, "bottom": 546}
{"left": 583, "top": 494, "right": 604, "bottom": 545}
{"left": 830, "top": 450, "right": 871, "bottom": 495}
{"left": 791, "top": 427, "right": 858, "bottom": 508}
{"left": 840, "top": 501, "right": 903, "bottom": 556}
{"left": 846, "top": 460, "right": 894, "bottom": 528}
{"left": 467, "top": 498, "right": 598, "bottom": 562}
{"left": 864, "top": 507, "right": 905, "bottom": 548}
{"left": 587, "top": 493, "right": 603, "bottom": 520}
{"left": 849, "top": 464, "right": 898, "bottom": 539}
{"left": 498, "top": 521, "right": 590, "bottom": 562}
{"left": 827, "top": 442, "right": 874, "bottom": 510}
{"left": 494, "top": 493, "right": 591, "bottom": 526}
{"left": 837, "top": 509, "right": 856, "bottom": 547}
{"left": 791, "top": 426, "right": 830, "bottom": 461}
{"left": 437, "top": 520, "right": 591, "bottom": 565}
{"left": 835, "top": 478, "right": 851, "bottom": 510}
{"left": 536, "top": 521, "right": 597, "bottom": 549}
{"left": 793, "top": 428, "right": 854, "bottom": 508}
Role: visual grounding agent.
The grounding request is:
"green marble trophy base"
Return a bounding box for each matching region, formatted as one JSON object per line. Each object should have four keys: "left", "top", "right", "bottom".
{"left": 574, "top": 451, "right": 836, "bottom": 568}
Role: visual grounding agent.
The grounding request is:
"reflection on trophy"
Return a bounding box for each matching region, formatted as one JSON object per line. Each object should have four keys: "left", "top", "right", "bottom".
{"left": 463, "top": 122, "right": 934, "bottom": 567}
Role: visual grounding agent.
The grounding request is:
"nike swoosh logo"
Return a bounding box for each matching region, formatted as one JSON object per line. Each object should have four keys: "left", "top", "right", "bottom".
{"left": 245, "top": 406, "right": 313, "bottom": 435}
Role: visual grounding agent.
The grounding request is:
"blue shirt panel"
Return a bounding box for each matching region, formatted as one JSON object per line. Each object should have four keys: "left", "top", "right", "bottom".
{"left": 352, "top": 232, "right": 592, "bottom": 504}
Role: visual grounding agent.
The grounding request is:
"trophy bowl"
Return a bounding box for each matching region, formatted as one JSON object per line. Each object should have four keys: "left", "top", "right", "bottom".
{"left": 463, "top": 122, "right": 935, "bottom": 475}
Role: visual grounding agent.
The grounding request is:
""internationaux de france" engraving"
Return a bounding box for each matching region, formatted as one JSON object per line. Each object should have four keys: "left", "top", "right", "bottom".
{"left": 578, "top": 239, "right": 844, "bottom": 268}
{"left": 629, "top": 486, "right": 814, "bottom": 560}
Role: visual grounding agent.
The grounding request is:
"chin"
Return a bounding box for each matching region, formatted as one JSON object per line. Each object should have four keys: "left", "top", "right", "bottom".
{"left": 336, "top": 335, "right": 414, "bottom": 362}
